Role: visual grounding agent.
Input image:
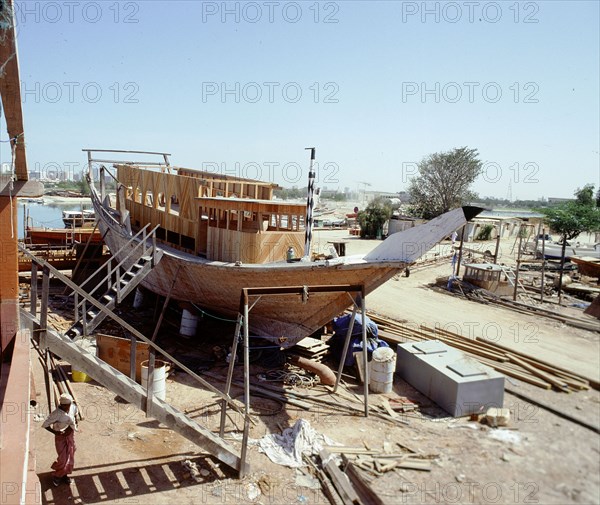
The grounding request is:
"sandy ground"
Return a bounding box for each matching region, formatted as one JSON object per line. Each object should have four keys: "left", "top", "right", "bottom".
{"left": 30, "top": 230, "right": 600, "bottom": 505}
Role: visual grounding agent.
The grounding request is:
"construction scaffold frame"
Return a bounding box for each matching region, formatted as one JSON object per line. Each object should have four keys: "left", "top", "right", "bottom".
{"left": 219, "top": 284, "right": 371, "bottom": 477}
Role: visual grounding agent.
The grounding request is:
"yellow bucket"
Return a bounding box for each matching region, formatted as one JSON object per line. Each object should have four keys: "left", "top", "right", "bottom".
{"left": 72, "top": 370, "right": 92, "bottom": 383}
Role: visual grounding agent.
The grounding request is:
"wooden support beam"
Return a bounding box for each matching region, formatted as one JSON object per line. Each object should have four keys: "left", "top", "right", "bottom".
{"left": 0, "top": 179, "right": 43, "bottom": 197}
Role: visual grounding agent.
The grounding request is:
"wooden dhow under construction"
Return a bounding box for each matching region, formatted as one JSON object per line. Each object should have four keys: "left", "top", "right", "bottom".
{"left": 87, "top": 149, "right": 482, "bottom": 346}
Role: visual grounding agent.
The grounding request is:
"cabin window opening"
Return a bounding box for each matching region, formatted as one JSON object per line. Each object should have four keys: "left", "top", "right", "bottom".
{"left": 156, "top": 227, "right": 166, "bottom": 240}
{"left": 181, "top": 234, "right": 195, "bottom": 251}
{"left": 167, "top": 230, "right": 180, "bottom": 245}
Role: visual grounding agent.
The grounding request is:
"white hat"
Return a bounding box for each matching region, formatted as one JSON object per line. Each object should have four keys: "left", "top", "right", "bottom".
{"left": 59, "top": 393, "right": 73, "bottom": 405}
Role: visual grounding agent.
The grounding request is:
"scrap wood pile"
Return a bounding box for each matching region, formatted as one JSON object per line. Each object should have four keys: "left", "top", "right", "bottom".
{"left": 368, "top": 312, "right": 597, "bottom": 393}
{"left": 304, "top": 445, "right": 434, "bottom": 505}
{"left": 451, "top": 277, "right": 599, "bottom": 332}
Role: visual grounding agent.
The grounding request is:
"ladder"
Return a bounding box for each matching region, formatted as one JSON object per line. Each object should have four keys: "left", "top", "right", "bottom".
{"left": 66, "top": 224, "right": 162, "bottom": 340}
{"left": 501, "top": 266, "right": 536, "bottom": 305}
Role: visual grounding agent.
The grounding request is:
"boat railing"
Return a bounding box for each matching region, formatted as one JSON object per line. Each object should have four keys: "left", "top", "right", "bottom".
{"left": 70, "top": 224, "right": 160, "bottom": 322}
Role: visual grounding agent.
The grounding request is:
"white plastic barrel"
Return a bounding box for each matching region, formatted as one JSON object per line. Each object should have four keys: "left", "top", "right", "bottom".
{"left": 179, "top": 309, "right": 198, "bottom": 337}
{"left": 369, "top": 347, "right": 396, "bottom": 393}
{"left": 141, "top": 360, "right": 166, "bottom": 401}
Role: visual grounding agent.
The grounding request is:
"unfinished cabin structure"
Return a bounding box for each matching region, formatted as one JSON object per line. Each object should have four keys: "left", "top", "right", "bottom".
{"left": 113, "top": 164, "right": 306, "bottom": 263}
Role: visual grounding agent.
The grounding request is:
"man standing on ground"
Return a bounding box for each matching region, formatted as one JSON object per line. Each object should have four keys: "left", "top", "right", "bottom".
{"left": 42, "top": 393, "right": 78, "bottom": 486}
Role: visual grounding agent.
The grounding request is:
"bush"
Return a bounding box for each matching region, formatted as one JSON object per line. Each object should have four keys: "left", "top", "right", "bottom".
{"left": 357, "top": 197, "right": 392, "bottom": 239}
{"left": 476, "top": 224, "right": 494, "bottom": 241}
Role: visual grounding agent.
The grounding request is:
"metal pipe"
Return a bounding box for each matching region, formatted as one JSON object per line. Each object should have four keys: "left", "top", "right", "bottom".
{"left": 303, "top": 147, "right": 316, "bottom": 258}
{"left": 360, "top": 288, "right": 369, "bottom": 417}
{"left": 219, "top": 315, "right": 243, "bottom": 437}
{"left": 239, "top": 298, "right": 251, "bottom": 477}
{"left": 333, "top": 304, "right": 357, "bottom": 393}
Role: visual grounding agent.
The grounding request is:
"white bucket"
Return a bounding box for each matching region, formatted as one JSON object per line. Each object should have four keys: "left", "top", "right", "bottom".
{"left": 369, "top": 347, "right": 396, "bottom": 393}
{"left": 141, "top": 360, "right": 166, "bottom": 401}
{"left": 179, "top": 309, "right": 198, "bottom": 337}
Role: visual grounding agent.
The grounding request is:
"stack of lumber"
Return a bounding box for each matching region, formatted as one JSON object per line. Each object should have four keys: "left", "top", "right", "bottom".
{"left": 368, "top": 312, "right": 596, "bottom": 393}
{"left": 287, "top": 337, "right": 330, "bottom": 363}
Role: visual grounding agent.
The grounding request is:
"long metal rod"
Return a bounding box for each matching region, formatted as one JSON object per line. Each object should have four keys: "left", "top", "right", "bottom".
{"left": 219, "top": 314, "right": 243, "bottom": 437}
{"left": 83, "top": 148, "right": 172, "bottom": 156}
{"left": 239, "top": 299, "right": 251, "bottom": 478}
{"left": 146, "top": 266, "right": 180, "bottom": 415}
{"left": 333, "top": 303, "right": 357, "bottom": 393}
{"left": 360, "top": 287, "right": 369, "bottom": 417}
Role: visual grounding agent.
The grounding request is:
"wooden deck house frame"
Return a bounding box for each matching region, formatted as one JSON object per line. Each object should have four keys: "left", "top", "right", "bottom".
{"left": 117, "top": 164, "right": 305, "bottom": 263}
{"left": 198, "top": 197, "right": 306, "bottom": 263}
{"left": 177, "top": 166, "right": 280, "bottom": 200}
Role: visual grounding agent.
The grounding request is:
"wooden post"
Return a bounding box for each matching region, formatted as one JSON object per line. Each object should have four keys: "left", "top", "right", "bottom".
{"left": 239, "top": 294, "right": 251, "bottom": 478}
{"left": 82, "top": 299, "right": 89, "bottom": 337}
{"left": 146, "top": 349, "right": 156, "bottom": 416}
{"left": 30, "top": 262, "right": 38, "bottom": 318}
{"left": 360, "top": 288, "right": 369, "bottom": 418}
{"left": 100, "top": 165, "right": 105, "bottom": 202}
{"left": 513, "top": 228, "right": 524, "bottom": 301}
{"left": 455, "top": 225, "right": 466, "bottom": 277}
{"left": 493, "top": 226, "right": 501, "bottom": 264}
{"left": 333, "top": 303, "right": 357, "bottom": 393}
{"left": 129, "top": 334, "right": 137, "bottom": 381}
{"left": 540, "top": 229, "right": 546, "bottom": 303}
{"left": 219, "top": 314, "right": 242, "bottom": 437}
{"left": 73, "top": 292, "right": 79, "bottom": 325}
{"left": 39, "top": 266, "right": 50, "bottom": 349}
{"left": 557, "top": 240, "right": 567, "bottom": 305}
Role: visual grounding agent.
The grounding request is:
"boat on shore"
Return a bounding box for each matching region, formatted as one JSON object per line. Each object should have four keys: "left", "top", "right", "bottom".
{"left": 570, "top": 256, "right": 600, "bottom": 279}
{"left": 25, "top": 226, "right": 102, "bottom": 246}
{"left": 62, "top": 209, "right": 95, "bottom": 227}
{"left": 87, "top": 149, "right": 482, "bottom": 346}
{"left": 536, "top": 240, "right": 600, "bottom": 260}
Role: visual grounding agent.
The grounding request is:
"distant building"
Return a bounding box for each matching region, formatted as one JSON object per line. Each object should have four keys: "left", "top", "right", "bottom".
{"left": 548, "top": 197, "right": 575, "bottom": 203}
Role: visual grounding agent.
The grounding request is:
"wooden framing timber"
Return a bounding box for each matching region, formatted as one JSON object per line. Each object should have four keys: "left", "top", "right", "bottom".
{"left": 116, "top": 163, "right": 306, "bottom": 262}
{"left": 0, "top": 178, "right": 43, "bottom": 197}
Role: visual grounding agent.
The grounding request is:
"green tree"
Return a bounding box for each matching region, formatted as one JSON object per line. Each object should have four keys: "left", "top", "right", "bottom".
{"left": 407, "top": 147, "right": 483, "bottom": 219}
{"left": 539, "top": 184, "right": 600, "bottom": 299}
{"left": 357, "top": 197, "right": 392, "bottom": 239}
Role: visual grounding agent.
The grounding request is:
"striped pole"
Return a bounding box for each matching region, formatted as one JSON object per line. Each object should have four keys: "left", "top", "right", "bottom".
{"left": 303, "top": 147, "right": 316, "bottom": 258}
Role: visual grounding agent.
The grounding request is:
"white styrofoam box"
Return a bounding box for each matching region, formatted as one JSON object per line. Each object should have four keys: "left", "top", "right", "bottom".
{"left": 396, "top": 340, "right": 505, "bottom": 417}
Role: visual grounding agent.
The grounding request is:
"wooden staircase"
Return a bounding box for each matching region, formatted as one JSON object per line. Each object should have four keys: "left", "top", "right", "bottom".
{"left": 22, "top": 310, "right": 247, "bottom": 474}
{"left": 66, "top": 224, "right": 161, "bottom": 340}
{"left": 66, "top": 254, "right": 155, "bottom": 339}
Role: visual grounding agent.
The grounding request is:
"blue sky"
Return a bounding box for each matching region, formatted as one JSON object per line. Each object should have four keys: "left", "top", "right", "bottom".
{"left": 3, "top": 0, "right": 599, "bottom": 200}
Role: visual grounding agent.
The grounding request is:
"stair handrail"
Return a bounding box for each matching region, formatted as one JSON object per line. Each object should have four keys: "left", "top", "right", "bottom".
{"left": 20, "top": 247, "right": 246, "bottom": 416}
{"left": 72, "top": 224, "right": 160, "bottom": 312}
{"left": 67, "top": 223, "right": 156, "bottom": 296}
